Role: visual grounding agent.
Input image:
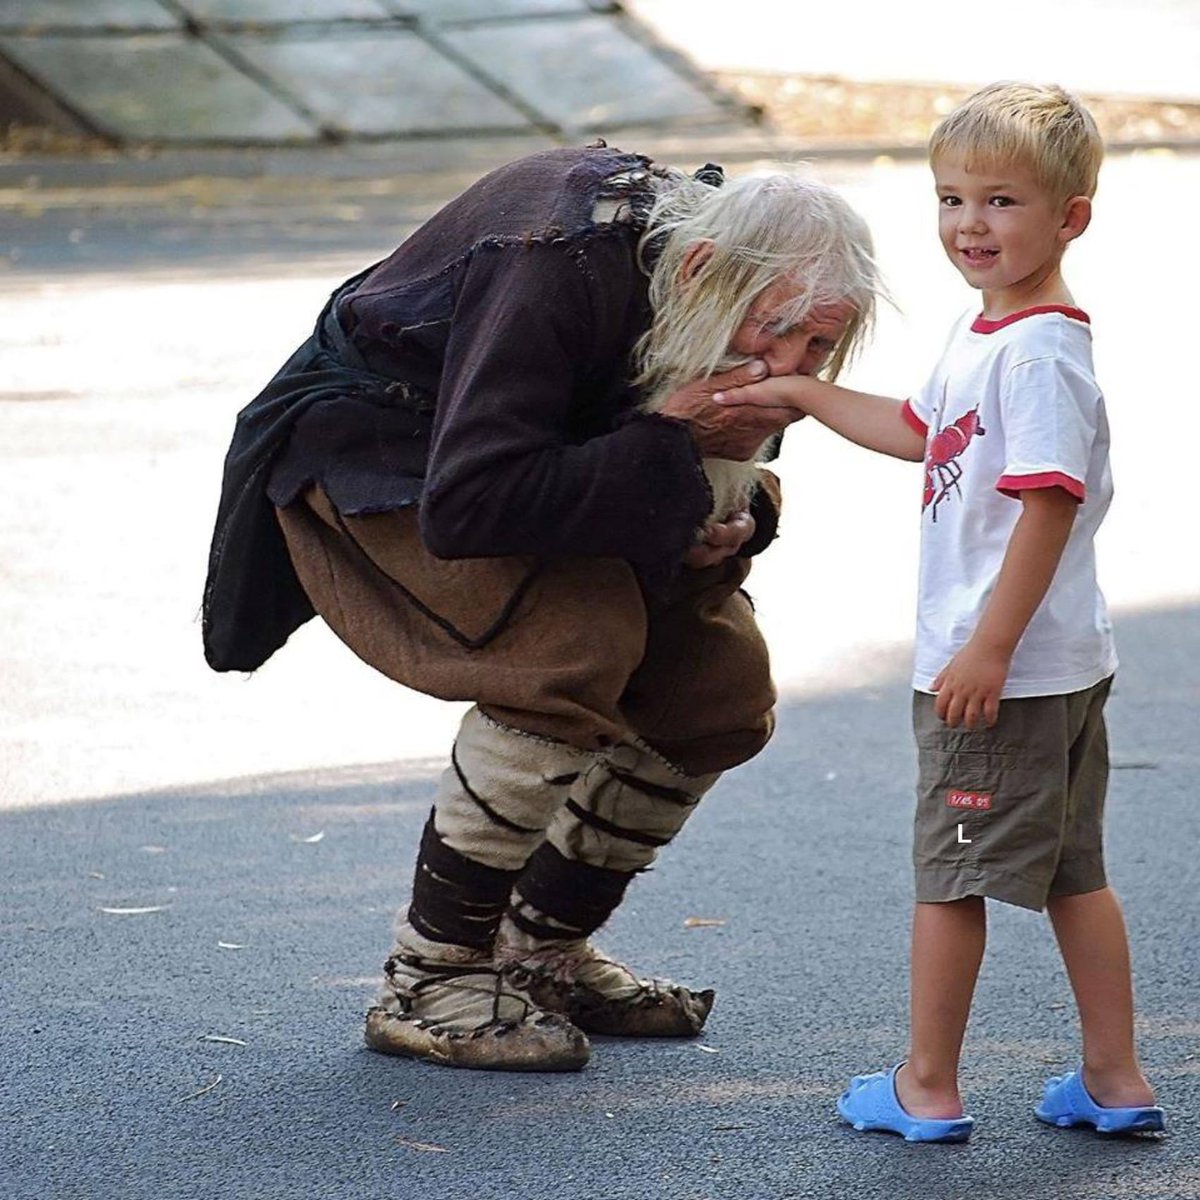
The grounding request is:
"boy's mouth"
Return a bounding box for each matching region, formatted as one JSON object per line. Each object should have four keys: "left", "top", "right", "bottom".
{"left": 959, "top": 247, "right": 999, "bottom": 264}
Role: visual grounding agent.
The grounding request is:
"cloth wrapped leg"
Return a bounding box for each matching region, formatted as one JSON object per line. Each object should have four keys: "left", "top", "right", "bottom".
{"left": 496, "top": 737, "right": 720, "bottom": 1036}
{"left": 366, "top": 707, "right": 593, "bottom": 1070}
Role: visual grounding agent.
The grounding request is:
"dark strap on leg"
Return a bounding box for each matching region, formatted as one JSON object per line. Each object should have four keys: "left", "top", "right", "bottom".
{"left": 409, "top": 811, "right": 522, "bottom": 950}
{"left": 512, "top": 841, "right": 637, "bottom": 939}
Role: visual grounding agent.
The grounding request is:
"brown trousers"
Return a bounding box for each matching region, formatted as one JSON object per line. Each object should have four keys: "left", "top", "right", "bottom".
{"left": 275, "top": 487, "right": 776, "bottom": 776}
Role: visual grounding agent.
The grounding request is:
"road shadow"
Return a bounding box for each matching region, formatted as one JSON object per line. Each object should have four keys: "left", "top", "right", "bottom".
{"left": 2, "top": 604, "right": 1196, "bottom": 1200}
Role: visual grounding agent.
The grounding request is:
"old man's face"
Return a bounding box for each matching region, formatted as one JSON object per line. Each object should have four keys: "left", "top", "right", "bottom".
{"left": 728, "top": 281, "right": 856, "bottom": 378}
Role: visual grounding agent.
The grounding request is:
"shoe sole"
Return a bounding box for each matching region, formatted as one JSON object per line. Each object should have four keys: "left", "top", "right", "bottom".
{"left": 364, "top": 1007, "right": 590, "bottom": 1072}
{"left": 1035, "top": 1110, "right": 1166, "bottom": 1135}
{"left": 837, "top": 1096, "right": 973, "bottom": 1143}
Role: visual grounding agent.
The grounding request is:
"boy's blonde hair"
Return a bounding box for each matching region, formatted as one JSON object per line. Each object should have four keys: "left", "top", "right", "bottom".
{"left": 929, "top": 82, "right": 1104, "bottom": 201}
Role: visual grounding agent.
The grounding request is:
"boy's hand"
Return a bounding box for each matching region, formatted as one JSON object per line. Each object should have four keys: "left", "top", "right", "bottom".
{"left": 932, "top": 641, "right": 1011, "bottom": 729}
{"left": 712, "top": 375, "right": 819, "bottom": 412}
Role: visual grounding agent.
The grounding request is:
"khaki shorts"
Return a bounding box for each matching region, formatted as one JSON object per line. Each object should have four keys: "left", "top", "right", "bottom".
{"left": 912, "top": 676, "right": 1113, "bottom": 911}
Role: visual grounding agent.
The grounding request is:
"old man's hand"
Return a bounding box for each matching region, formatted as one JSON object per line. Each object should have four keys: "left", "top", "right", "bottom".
{"left": 659, "top": 359, "right": 804, "bottom": 460}
{"left": 683, "top": 509, "right": 756, "bottom": 568}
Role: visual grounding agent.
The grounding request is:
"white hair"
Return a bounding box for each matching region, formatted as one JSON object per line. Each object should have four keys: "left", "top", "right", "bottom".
{"left": 634, "top": 168, "right": 881, "bottom": 521}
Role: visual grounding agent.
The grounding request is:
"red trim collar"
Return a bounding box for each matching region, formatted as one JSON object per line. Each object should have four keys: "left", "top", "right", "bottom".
{"left": 971, "top": 305, "right": 1090, "bottom": 334}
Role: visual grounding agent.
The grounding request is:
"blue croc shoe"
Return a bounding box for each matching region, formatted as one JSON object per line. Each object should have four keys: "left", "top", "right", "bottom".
{"left": 837, "top": 1063, "right": 974, "bottom": 1143}
{"left": 1035, "top": 1067, "right": 1165, "bottom": 1135}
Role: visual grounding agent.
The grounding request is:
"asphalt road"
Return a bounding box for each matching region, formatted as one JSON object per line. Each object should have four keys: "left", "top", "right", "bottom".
{"left": 2, "top": 600, "right": 1196, "bottom": 1200}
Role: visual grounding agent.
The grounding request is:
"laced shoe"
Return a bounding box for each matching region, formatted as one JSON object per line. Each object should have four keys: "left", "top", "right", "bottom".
{"left": 364, "top": 923, "right": 589, "bottom": 1071}
{"left": 494, "top": 913, "right": 714, "bottom": 1037}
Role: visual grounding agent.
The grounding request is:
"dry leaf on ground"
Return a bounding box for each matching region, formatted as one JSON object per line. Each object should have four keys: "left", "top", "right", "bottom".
{"left": 178, "top": 1074, "right": 222, "bottom": 1102}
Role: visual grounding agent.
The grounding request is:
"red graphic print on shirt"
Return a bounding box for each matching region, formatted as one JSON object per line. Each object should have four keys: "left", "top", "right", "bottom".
{"left": 924, "top": 392, "right": 986, "bottom": 522}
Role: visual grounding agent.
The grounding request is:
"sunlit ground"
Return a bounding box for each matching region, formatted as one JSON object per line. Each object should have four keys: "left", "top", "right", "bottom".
{"left": 629, "top": 0, "right": 1200, "bottom": 101}
{"left": 2, "top": 149, "right": 1197, "bottom": 808}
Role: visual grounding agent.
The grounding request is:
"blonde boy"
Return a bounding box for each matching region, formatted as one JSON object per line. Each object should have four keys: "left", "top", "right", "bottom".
{"left": 717, "top": 82, "right": 1164, "bottom": 1141}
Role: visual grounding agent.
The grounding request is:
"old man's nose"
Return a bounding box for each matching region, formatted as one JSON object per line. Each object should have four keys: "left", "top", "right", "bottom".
{"left": 769, "top": 337, "right": 822, "bottom": 376}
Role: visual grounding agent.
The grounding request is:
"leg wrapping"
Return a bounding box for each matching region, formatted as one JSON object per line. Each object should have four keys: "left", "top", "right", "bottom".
{"left": 408, "top": 813, "right": 520, "bottom": 949}
{"left": 543, "top": 738, "right": 721, "bottom": 874}
{"left": 511, "top": 842, "right": 636, "bottom": 940}
{"left": 432, "top": 705, "right": 593, "bottom": 871}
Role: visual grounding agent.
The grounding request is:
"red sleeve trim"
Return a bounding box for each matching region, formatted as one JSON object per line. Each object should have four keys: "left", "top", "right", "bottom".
{"left": 901, "top": 400, "right": 928, "bottom": 438}
{"left": 996, "top": 471, "right": 1086, "bottom": 502}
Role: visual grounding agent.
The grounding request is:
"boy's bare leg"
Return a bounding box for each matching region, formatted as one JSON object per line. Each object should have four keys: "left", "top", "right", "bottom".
{"left": 1046, "top": 886, "right": 1157, "bottom": 1106}
{"left": 895, "top": 897, "right": 986, "bottom": 1118}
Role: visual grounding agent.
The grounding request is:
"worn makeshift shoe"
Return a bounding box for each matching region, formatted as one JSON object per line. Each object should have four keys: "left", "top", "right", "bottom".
{"left": 1035, "top": 1067, "right": 1165, "bottom": 1134}
{"left": 495, "top": 916, "right": 714, "bottom": 1037}
{"left": 837, "top": 1063, "right": 975, "bottom": 1143}
{"left": 364, "top": 924, "right": 589, "bottom": 1072}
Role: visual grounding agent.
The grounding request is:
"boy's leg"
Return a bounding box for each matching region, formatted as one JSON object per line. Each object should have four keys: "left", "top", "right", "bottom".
{"left": 1045, "top": 677, "right": 1155, "bottom": 1106}
{"left": 1045, "top": 886, "right": 1156, "bottom": 1106}
{"left": 899, "top": 897, "right": 986, "bottom": 1118}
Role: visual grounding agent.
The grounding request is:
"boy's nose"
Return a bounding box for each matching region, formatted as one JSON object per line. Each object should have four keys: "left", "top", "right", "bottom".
{"left": 959, "top": 207, "right": 988, "bottom": 234}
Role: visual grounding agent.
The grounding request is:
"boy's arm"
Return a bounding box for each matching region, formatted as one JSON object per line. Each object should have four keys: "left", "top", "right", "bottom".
{"left": 714, "top": 376, "right": 925, "bottom": 461}
{"left": 934, "top": 486, "right": 1078, "bottom": 728}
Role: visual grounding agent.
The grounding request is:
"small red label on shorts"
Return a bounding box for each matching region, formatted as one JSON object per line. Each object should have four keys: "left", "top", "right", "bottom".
{"left": 946, "top": 789, "right": 992, "bottom": 811}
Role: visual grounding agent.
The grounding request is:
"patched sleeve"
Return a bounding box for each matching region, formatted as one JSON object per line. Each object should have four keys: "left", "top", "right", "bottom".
{"left": 995, "top": 355, "right": 1099, "bottom": 502}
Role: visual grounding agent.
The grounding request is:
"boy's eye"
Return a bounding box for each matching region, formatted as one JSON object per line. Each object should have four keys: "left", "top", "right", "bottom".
{"left": 989, "top": 195, "right": 1014, "bottom": 207}
{"left": 939, "top": 195, "right": 961, "bottom": 208}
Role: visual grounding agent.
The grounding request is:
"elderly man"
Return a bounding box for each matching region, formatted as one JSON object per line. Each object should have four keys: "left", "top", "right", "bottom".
{"left": 203, "top": 143, "right": 877, "bottom": 1072}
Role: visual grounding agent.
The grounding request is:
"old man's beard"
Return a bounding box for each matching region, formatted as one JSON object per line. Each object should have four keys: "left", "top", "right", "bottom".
{"left": 638, "top": 354, "right": 773, "bottom": 531}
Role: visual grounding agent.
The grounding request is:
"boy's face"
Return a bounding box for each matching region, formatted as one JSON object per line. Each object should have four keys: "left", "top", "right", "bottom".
{"left": 932, "top": 157, "right": 1084, "bottom": 304}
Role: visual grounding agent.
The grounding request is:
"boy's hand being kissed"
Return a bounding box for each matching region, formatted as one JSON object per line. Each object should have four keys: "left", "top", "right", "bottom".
{"left": 716, "top": 376, "right": 925, "bottom": 462}
{"left": 713, "top": 374, "right": 823, "bottom": 413}
{"left": 932, "top": 641, "right": 1011, "bottom": 729}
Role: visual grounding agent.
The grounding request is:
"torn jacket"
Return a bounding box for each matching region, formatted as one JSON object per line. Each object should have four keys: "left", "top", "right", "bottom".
{"left": 202, "top": 145, "right": 781, "bottom": 674}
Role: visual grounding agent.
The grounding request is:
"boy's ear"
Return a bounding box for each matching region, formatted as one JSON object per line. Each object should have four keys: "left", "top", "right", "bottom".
{"left": 1059, "top": 196, "right": 1092, "bottom": 244}
{"left": 678, "top": 238, "right": 715, "bottom": 285}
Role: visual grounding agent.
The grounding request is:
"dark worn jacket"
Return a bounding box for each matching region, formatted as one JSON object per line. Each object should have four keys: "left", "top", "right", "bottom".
{"left": 202, "top": 145, "right": 779, "bottom": 673}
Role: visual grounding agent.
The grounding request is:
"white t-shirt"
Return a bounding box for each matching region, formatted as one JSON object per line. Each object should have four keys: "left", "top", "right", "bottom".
{"left": 903, "top": 305, "right": 1117, "bottom": 698}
